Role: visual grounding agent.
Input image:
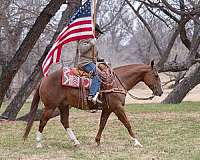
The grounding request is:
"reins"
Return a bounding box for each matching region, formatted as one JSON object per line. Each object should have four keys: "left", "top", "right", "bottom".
{"left": 114, "top": 72, "right": 155, "bottom": 101}
{"left": 127, "top": 92, "right": 155, "bottom": 100}
{"left": 96, "top": 63, "right": 114, "bottom": 86}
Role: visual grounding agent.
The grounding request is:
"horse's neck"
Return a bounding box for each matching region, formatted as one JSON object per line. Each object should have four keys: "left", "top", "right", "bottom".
{"left": 121, "top": 72, "right": 144, "bottom": 91}
{"left": 115, "top": 64, "right": 148, "bottom": 91}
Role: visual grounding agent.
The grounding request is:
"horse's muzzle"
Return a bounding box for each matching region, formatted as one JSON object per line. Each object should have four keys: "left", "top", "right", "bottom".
{"left": 154, "top": 89, "right": 163, "bottom": 97}
{"left": 152, "top": 86, "right": 163, "bottom": 97}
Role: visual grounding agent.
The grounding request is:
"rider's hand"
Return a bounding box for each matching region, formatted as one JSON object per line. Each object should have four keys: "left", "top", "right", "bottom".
{"left": 90, "top": 39, "right": 96, "bottom": 45}
{"left": 97, "top": 58, "right": 104, "bottom": 62}
{"left": 105, "top": 62, "right": 111, "bottom": 66}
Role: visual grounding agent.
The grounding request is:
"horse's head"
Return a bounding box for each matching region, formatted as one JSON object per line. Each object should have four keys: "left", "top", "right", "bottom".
{"left": 143, "top": 61, "right": 163, "bottom": 96}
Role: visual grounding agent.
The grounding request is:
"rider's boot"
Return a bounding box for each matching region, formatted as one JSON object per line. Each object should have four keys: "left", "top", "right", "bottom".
{"left": 88, "top": 92, "right": 102, "bottom": 104}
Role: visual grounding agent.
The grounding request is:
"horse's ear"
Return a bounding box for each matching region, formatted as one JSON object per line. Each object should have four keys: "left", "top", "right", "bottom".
{"left": 151, "top": 60, "right": 154, "bottom": 69}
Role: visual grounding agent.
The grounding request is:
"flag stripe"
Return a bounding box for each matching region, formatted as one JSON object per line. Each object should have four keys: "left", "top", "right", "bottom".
{"left": 56, "top": 47, "right": 62, "bottom": 62}
{"left": 43, "top": 56, "right": 53, "bottom": 76}
{"left": 43, "top": 35, "right": 94, "bottom": 76}
{"left": 57, "top": 26, "right": 93, "bottom": 43}
{"left": 42, "top": 24, "right": 94, "bottom": 69}
{"left": 57, "top": 18, "right": 92, "bottom": 41}
{"left": 42, "top": 30, "right": 94, "bottom": 68}
{"left": 42, "top": 0, "right": 95, "bottom": 76}
{"left": 56, "top": 30, "right": 93, "bottom": 47}
{"left": 59, "top": 33, "right": 94, "bottom": 47}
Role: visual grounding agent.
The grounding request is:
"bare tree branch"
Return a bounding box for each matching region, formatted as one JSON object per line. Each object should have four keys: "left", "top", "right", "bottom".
{"left": 0, "top": 0, "right": 66, "bottom": 108}
{"left": 102, "top": 0, "right": 126, "bottom": 32}
{"left": 162, "top": 0, "right": 200, "bottom": 16}
{"left": 145, "top": 5, "right": 170, "bottom": 28}
{"left": 125, "top": 0, "right": 163, "bottom": 56}
{"left": 157, "top": 26, "right": 179, "bottom": 67}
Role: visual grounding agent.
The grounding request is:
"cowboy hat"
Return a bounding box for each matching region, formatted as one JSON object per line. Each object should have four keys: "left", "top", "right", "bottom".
{"left": 95, "top": 24, "right": 104, "bottom": 34}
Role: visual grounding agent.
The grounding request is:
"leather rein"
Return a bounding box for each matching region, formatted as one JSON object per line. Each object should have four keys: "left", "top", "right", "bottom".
{"left": 102, "top": 71, "right": 155, "bottom": 101}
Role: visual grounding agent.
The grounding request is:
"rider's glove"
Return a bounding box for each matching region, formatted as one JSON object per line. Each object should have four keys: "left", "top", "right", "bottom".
{"left": 97, "top": 58, "right": 104, "bottom": 62}
{"left": 90, "top": 39, "right": 96, "bottom": 45}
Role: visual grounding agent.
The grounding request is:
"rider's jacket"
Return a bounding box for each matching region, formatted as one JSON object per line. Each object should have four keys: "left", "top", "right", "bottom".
{"left": 78, "top": 38, "right": 98, "bottom": 67}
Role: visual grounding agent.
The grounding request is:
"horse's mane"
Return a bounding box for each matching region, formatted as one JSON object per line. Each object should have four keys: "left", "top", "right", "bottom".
{"left": 113, "top": 63, "right": 150, "bottom": 72}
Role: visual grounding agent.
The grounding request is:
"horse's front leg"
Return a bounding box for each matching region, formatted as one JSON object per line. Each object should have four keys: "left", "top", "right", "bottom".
{"left": 36, "top": 108, "right": 55, "bottom": 148}
{"left": 95, "top": 108, "right": 112, "bottom": 146}
{"left": 113, "top": 105, "right": 143, "bottom": 148}
{"left": 59, "top": 105, "right": 80, "bottom": 147}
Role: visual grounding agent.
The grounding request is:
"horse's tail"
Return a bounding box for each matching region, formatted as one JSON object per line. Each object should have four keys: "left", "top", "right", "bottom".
{"left": 23, "top": 83, "right": 40, "bottom": 140}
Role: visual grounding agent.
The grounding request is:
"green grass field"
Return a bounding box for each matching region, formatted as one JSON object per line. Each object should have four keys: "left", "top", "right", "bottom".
{"left": 0, "top": 102, "right": 200, "bottom": 160}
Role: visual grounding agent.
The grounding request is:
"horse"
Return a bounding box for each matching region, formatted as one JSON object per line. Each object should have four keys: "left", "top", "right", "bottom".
{"left": 23, "top": 61, "right": 163, "bottom": 148}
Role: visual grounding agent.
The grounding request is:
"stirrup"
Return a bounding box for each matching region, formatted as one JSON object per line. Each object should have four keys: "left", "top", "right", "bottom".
{"left": 88, "top": 93, "right": 102, "bottom": 104}
{"left": 88, "top": 97, "right": 102, "bottom": 104}
{"left": 93, "top": 98, "right": 102, "bottom": 104}
{"left": 88, "top": 96, "right": 93, "bottom": 101}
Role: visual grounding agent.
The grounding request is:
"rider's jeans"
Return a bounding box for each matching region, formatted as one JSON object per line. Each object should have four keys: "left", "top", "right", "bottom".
{"left": 82, "top": 62, "right": 100, "bottom": 97}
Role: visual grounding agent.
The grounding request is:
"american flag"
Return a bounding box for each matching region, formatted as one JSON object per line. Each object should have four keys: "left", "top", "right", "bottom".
{"left": 42, "top": 0, "right": 95, "bottom": 77}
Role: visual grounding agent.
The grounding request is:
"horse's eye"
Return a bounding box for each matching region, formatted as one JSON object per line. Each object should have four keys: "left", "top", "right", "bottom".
{"left": 155, "top": 75, "right": 159, "bottom": 78}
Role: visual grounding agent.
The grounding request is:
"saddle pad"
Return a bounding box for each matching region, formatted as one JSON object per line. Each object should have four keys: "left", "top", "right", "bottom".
{"left": 62, "top": 67, "right": 91, "bottom": 89}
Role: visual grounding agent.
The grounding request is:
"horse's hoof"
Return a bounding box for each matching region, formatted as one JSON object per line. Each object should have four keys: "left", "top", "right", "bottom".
{"left": 74, "top": 140, "right": 80, "bottom": 147}
{"left": 134, "top": 142, "right": 143, "bottom": 148}
{"left": 95, "top": 139, "right": 100, "bottom": 146}
{"left": 132, "top": 138, "right": 143, "bottom": 148}
{"left": 96, "top": 144, "right": 100, "bottom": 147}
{"left": 96, "top": 142, "right": 100, "bottom": 147}
{"left": 74, "top": 143, "right": 80, "bottom": 147}
{"left": 36, "top": 143, "right": 42, "bottom": 148}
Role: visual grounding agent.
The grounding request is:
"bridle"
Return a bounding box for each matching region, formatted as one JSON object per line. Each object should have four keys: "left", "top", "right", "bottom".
{"left": 114, "top": 72, "right": 155, "bottom": 100}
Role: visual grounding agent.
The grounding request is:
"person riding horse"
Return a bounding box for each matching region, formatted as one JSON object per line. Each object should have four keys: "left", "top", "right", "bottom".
{"left": 78, "top": 24, "right": 104, "bottom": 104}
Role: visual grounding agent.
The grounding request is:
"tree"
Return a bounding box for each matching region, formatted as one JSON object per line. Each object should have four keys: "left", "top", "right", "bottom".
{"left": 125, "top": 0, "right": 200, "bottom": 103}
{"left": 0, "top": 0, "right": 66, "bottom": 108}
{"left": 162, "top": 63, "right": 200, "bottom": 103}
{"left": 1, "top": 0, "right": 81, "bottom": 120}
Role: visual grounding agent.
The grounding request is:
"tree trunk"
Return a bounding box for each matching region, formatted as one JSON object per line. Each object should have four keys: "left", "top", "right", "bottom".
{"left": 16, "top": 109, "right": 60, "bottom": 121}
{"left": 0, "top": 0, "right": 66, "bottom": 108}
{"left": 1, "top": 59, "right": 43, "bottom": 120}
{"left": 1, "top": 0, "right": 81, "bottom": 120}
{"left": 162, "top": 64, "right": 200, "bottom": 104}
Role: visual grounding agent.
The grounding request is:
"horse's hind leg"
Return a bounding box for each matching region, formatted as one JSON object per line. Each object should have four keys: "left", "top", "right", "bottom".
{"left": 58, "top": 105, "right": 80, "bottom": 147}
{"left": 114, "top": 105, "right": 143, "bottom": 147}
{"left": 95, "top": 109, "right": 111, "bottom": 146}
{"left": 36, "top": 107, "right": 55, "bottom": 148}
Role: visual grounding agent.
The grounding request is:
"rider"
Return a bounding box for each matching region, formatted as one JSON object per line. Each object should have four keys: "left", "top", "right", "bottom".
{"left": 78, "top": 24, "right": 104, "bottom": 104}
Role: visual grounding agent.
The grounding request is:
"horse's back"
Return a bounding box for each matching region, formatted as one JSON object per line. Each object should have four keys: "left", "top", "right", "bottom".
{"left": 39, "top": 69, "right": 64, "bottom": 105}
{"left": 40, "top": 69, "right": 62, "bottom": 89}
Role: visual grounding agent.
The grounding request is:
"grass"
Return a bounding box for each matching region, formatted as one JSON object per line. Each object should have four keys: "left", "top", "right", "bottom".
{"left": 0, "top": 102, "right": 200, "bottom": 160}
{"left": 126, "top": 101, "right": 200, "bottom": 113}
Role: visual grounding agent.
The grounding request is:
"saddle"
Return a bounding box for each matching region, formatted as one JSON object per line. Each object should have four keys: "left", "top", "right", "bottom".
{"left": 61, "top": 63, "right": 114, "bottom": 109}
{"left": 96, "top": 62, "right": 113, "bottom": 90}
{"left": 61, "top": 67, "right": 91, "bottom": 89}
{"left": 61, "top": 63, "right": 113, "bottom": 89}
{"left": 71, "top": 68, "right": 90, "bottom": 78}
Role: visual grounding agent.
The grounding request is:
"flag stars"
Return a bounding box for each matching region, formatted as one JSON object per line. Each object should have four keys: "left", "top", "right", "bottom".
{"left": 67, "top": 0, "right": 92, "bottom": 23}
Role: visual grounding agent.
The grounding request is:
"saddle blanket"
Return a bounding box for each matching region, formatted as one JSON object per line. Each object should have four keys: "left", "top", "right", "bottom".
{"left": 62, "top": 67, "right": 91, "bottom": 89}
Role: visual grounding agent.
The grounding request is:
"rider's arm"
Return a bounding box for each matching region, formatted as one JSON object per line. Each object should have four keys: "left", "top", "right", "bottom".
{"left": 79, "top": 38, "right": 96, "bottom": 54}
{"left": 97, "top": 56, "right": 104, "bottom": 62}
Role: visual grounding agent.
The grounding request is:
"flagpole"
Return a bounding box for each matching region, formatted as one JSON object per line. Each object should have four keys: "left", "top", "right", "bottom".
{"left": 92, "top": 0, "right": 97, "bottom": 59}
{"left": 74, "top": 41, "right": 79, "bottom": 67}
{"left": 93, "top": 0, "right": 97, "bottom": 33}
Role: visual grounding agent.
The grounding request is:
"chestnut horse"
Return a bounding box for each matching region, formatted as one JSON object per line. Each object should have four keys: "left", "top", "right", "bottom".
{"left": 23, "top": 61, "right": 163, "bottom": 148}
